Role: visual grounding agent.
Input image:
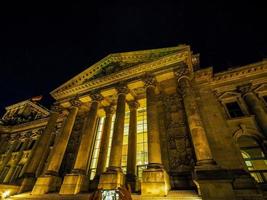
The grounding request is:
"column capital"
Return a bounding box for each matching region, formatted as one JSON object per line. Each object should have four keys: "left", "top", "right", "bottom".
{"left": 116, "top": 82, "right": 129, "bottom": 95}
{"left": 50, "top": 104, "right": 63, "bottom": 113}
{"left": 142, "top": 73, "right": 157, "bottom": 88}
{"left": 104, "top": 106, "right": 116, "bottom": 115}
{"left": 174, "top": 62, "right": 191, "bottom": 82}
{"left": 89, "top": 90, "right": 104, "bottom": 102}
{"left": 238, "top": 83, "right": 254, "bottom": 97}
{"left": 69, "top": 98, "right": 82, "bottom": 108}
{"left": 128, "top": 101, "right": 140, "bottom": 111}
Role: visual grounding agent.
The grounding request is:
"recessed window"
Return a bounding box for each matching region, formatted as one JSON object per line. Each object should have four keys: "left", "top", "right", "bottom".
{"left": 263, "top": 96, "right": 267, "bottom": 104}
{"left": 226, "top": 102, "right": 244, "bottom": 118}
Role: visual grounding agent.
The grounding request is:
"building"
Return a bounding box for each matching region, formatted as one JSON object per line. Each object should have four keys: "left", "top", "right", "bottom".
{"left": 0, "top": 45, "right": 267, "bottom": 200}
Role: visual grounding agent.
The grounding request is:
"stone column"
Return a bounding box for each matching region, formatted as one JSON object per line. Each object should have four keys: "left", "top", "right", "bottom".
{"left": 95, "top": 106, "right": 115, "bottom": 178}
{"left": 32, "top": 100, "right": 80, "bottom": 195}
{"left": 239, "top": 84, "right": 267, "bottom": 137}
{"left": 19, "top": 106, "right": 60, "bottom": 193}
{"left": 60, "top": 92, "right": 103, "bottom": 195}
{"left": 141, "top": 74, "right": 170, "bottom": 196}
{"left": 98, "top": 83, "right": 129, "bottom": 190}
{"left": 126, "top": 101, "right": 139, "bottom": 192}
{"left": 177, "top": 75, "right": 215, "bottom": 166}
{"left": 3, "top": 138, "right": 30, "bottom": 183}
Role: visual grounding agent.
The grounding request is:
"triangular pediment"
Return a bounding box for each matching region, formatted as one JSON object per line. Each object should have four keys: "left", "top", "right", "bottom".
{"left": 218, "top": 91, "right": 240, "bottom": 100}
{"left": 254, "top": 83, "right": 267, "bottom": 93}
{"left": 1, "top": 100, "right": 50, "bottom": 126}
{"left": 51, "top": 45, "right": 189, "bottom": 97}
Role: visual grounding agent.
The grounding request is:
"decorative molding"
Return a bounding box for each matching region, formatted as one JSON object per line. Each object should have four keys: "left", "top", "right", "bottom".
{"left": 51, "top": 49, "right": 189, "bottom": 100}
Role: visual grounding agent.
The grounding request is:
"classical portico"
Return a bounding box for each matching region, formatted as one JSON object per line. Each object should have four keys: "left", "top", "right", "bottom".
{"left": 1, "top": 45, "right": 267, "bottom": 200}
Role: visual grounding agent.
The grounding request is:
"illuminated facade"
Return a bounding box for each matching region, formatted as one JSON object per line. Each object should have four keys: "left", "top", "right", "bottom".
{"left": 0, "top": 45, "right": 267, "bottom": 200}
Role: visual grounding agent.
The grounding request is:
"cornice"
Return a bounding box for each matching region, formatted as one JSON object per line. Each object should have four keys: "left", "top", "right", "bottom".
{"left": 51, "top": 49, "right": 190, "bottom": 101}
{"left": 0, "top": 115, "right": 64, "bottom": 133}
{"left": 194, "top": 60, "right": 267, "bottom": 87}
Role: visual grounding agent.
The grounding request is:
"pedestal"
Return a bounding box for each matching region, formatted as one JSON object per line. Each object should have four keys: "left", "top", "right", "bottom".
{"left": 193, "top": 168, "right": 236, "bottom": 200}
{"left": 31, "top": 175, "right": 61, "bottom": 195}
{"left": 141, "top": 168, "right": 170, "bottom": 196}
{"left": 19, "top": 176, "right": 36, "bottom": 193}
{"left": 59, "top": 174, "right": 88, "bottom": 195}
{"left": 98, "top": 170, "right": 125, "bottom": 190}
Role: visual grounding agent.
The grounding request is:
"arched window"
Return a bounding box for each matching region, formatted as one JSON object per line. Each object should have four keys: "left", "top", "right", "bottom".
{"left": 238, "top": 136, "right": 267, "bottom": 183}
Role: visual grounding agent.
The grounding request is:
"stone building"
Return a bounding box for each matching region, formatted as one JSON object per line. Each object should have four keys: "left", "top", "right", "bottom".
{"left": 0, "top": 45, "right": 267, "bottom": 200}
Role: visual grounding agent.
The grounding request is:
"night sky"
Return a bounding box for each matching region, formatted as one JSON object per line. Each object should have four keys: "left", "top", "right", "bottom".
{"left": 0, "top": 2, "right": 267, "bottom": 114}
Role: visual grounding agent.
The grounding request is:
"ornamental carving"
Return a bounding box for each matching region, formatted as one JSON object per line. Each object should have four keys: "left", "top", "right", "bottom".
{"left": 142, "top": 73, "right": 157, "bottom": 88}
{"left": 128, "top": 101, "right": 140, "bottom": 110}
{"left": 89, "top": 91, "right": 104, "bottom": 102}
{"left": 70, "top": 98, "right": 82, "bottom": 107}
{"left": 174, "top": 62, "right": 190, "bottom": 79}
{"left": 237, "top": 83, "right": 253, "bottom": 96}
{"left": 115, "top": 83, "right": 129, "bottom": 95}
{"left": 104, "top": 106, "right": 116, "bottom": 115}
{"left": 161, "top": 93, "right": 194, "bottom": 171}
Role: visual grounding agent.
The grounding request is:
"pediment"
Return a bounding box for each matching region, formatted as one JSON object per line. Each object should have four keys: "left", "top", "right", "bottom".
{"left": 254, "top": 83, "right": 267, "bottom": 93}
{"left": 51, "top": 45, "right": 190, "bottom": 98}
{"left": 218, "top": 91, "right": 240, "bottom": 100}
{"left": 2, "top": 100, "right": 50, "bottom": 126}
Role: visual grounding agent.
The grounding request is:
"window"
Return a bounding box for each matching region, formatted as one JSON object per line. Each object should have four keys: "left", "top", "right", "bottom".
{"left": 225, "top": 102, "right": 244, "bottom": 118}
{"left": 89, "top": 118, "right": 105, "bottom": 180}
{"left": 28, "top": 140, "right": 36, "bottom": 150}
{"left": 238, "top": 136, "right": 267, "bottom": 183}
{"left": 15, "top": 142, "right": 23, "bottom": 152}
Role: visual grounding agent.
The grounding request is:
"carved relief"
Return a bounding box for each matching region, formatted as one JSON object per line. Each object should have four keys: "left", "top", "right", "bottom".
{"left": 162, "top": 93, "right": 194, "bottom": 171}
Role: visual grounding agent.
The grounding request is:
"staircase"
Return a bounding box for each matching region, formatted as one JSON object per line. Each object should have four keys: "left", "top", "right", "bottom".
{"left": 132, "top": 190, "right": 202, "bottom": 200}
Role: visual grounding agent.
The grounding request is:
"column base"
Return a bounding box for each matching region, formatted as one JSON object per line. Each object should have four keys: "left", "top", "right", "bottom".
{"left": 193, "top": 168, "right": 236, "bottom": 200}
{"left": 98, "top": 170, "right": 125, "bottom": 190}
{"left": 31, "top": 175, "right": 61, "bottom": 195}
{"left": 59, "top": 174, "right": 88, "bottom": 195}
{"left": 18, "top": 176, "right": 36, "bottom": 193}
{"left": 126, "top": 174, "right": 137, "bottom": 192}
{"left": 141, "top": 168, "right": 170, "bottom": 196}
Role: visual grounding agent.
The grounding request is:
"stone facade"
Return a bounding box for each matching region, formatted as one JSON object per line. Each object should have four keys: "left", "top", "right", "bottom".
{"left": 0, "top": 45, "right": 267, "bottom": 200}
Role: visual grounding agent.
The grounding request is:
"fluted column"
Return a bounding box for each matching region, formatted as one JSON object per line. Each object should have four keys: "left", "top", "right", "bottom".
{"left": 31, "top": 100, "right": 80, "bottom": 195}
{"left": 45, "top": 101, "right": 80, "bottom": 175}
{"left": 239, "top": 84, "right": 267, "bottom": 137}
{"left": 95, "top": 106, "right": 115, "bottom": 177}
{"left": 72, "top": 93, "right": 102, "bottom": 174}
{"left": 60, "top": 92, "right": 103, "bottom": 195}
{"left": 19, "top": 106, "right": 60, "bottom": 193}
{"left": 108, "top": 84, "right": 129, "bottom": 171}
{"left": 126, "top": 101, "right": 139, "bottom": 192}
{"left": 141, "top": 74, "right": 170, "bottom": 196}
{"left": 143, "top": 75, "right": 162, "bottom": 167}
{"left": 175, "top": 68, "right": 215, "bottom": 166}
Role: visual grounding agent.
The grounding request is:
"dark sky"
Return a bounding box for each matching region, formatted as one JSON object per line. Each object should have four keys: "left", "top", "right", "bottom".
{"left": 0, "top": 2, "right": 266, "bottom": 114}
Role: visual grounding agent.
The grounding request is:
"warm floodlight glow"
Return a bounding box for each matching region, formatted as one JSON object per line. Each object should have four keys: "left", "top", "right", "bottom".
{"left": 2, "top": 190, "right": 10, "bottom": 198}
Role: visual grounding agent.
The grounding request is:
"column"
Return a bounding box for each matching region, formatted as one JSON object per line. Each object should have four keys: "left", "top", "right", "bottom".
{"left": 98, "top": 83, "right": 129, "bottom": 190}
{"left": 95, "top": 106, "right": 115, "bottom": 178}
{"left": 3, "top": 139, "right": 30, "bottom": 183}
{"left": 108, "top": 84, "right": 129, "bottom": 171}
{"left": 126, "top": 101, "right": 139, "bottom": 192}
{"left": 145, "top": 76, "right": 162, "bottom": 167}
{"left": 60, "top": 92, "right": 102, "bottom": 195}
{"left": 239, "top": 84, "right": 267, "bottom": 137}
{"left": 31, "top": 100, "right": 80, "bottom": 195}
{"left": 177, "top": 75, "right": 215, "bottom": 166}
{"left": 19, "top": 106, "right": 60, "bottom": 193}
{"left": 141, "top": 74, "right": 170, "bottom": 196}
